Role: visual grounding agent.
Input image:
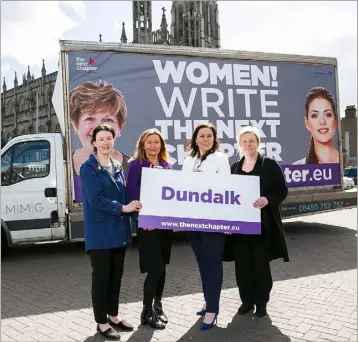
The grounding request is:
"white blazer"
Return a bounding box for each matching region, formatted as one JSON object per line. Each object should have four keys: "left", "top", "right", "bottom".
{"left": 181, "top": 151, "right": 231, "bottom": 174}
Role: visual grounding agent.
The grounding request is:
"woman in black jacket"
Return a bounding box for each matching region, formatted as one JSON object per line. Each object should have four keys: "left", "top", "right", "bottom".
{"left": 224, "top": 126, "right": 289, "bottom": 318}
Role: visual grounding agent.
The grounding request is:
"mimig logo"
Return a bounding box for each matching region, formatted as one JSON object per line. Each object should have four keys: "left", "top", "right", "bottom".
{"left": 76, "top": 57, "right": 98, "bottom": 71}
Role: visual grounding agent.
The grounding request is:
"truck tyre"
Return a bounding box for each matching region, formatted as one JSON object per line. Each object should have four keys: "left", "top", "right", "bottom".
{"left": 1, "top": 228, "right": 9, "bottom": 257}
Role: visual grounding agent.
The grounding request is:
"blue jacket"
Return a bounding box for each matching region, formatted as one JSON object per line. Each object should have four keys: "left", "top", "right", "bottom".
{"left": 80, "top": 154, "right": 131, "bottom": 252}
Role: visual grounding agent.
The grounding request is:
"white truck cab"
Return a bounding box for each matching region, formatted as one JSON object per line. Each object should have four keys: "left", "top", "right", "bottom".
{"left": 1, "top": 133, "right": 67, "bottom": 252}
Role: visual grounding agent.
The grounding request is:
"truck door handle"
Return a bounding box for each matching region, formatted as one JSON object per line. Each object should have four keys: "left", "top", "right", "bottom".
{"left": 45, "top": 188, "right": 57, "bottom": 197}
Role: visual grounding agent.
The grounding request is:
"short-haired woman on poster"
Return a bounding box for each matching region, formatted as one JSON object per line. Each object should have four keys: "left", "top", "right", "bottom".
{"left": 69, "top": 81, "right": 130, "bottom": 202}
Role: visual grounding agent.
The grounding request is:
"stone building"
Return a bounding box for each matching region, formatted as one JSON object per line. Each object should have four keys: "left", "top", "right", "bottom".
{"left": 1, "top": 63, "right": 59, "bottom": 148}
{"left": 341, "top": 105, "right": 357, "bottom": 167}
{"left": 1, "top": 1, "right": 220, "bottom": 147}
{"left": 133, "top": 1, "right": 220, "bottom": 47}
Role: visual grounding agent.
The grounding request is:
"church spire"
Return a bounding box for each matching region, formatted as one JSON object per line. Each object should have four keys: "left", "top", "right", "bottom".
{"left": 121, "top": 22, "right": 127, "bottom": 43}
{"left": 41, "top": 59, "right": 46, "bottom": 77}
{"left": 3, "top": 77, "right": 7, "bottom": 92}
{"left": 14, "top": 72, "right": 18, "bottom": 88}
{"left": 160, "top": 7, "right": 168, "bottom": 33}
{"left": 27, "top": 66, "right": 31, "bottom": 80}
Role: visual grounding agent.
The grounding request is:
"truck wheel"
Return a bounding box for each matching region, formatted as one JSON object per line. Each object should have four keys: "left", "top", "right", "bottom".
{"left": 1, "top": 229, "right": 9, "bottom": 257}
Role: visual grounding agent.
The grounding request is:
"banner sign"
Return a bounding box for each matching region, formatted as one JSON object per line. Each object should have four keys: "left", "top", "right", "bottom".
{"left": 138, "top": 168, "right": 261, "bottom": 234}
{"left": 67, "top": 51, "right": 340, "bottom": 203}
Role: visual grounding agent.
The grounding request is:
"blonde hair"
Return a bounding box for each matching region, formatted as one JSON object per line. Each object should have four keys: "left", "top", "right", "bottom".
{"left": 133, "top": 128, "right": 170, "bottom": 163}
{"left": 236, "top": 126, "right": 261, "bottom": 153}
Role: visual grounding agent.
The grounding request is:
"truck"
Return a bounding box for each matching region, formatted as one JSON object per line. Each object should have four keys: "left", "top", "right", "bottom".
{"left": 1, "top": 40, "right": 356, "bottom": 255}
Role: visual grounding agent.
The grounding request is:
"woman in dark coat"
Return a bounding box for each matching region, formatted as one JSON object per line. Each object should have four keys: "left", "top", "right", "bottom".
{"left": 224, "top": 126, "right": 289, "bottom": 318}
{"left": 126, "top": 128, "right": 173, "bottom": 330}
{"left": 80, "top": 124, "right": 142, "bottom": 340}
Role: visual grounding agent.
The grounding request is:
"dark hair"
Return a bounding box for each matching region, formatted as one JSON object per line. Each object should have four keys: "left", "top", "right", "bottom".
{"left": 304, "top": 87, "right": 338, "bottom": 164}
{"left": 91, "top": 124, "right": 115, "bottom": 153}
{"left": 187, "top": 123, "right": 220, "bottom": 161}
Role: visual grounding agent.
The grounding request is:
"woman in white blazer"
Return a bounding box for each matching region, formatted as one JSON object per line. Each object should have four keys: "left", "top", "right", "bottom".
{"left": 182, "top": 123, "right": 230, "bottom": 330}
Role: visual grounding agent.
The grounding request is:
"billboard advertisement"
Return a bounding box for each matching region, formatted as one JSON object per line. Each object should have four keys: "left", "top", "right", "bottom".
{"left": 67, "top": 51, "right": 340, "bottom": 203}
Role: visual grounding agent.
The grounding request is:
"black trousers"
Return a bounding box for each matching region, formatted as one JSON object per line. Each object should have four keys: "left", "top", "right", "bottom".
{"left": 138, "top": 229, "right": 169, "bottom": 307}
{"left": 143, "top": 269, "right": 166, "bottom": 307}
{"left": 187, "top": 232, "right": 226, "bottom": 313}
{"left": 89, "top": 247, "right": 126, "bottom": 324}
{"left": 234, "top": 235, "right": 273, "bottom": 305}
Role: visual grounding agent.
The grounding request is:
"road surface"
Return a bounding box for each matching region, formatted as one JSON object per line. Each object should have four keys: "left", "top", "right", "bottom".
{"left": 2, "top": 208, "right": 357, "bottom": 341}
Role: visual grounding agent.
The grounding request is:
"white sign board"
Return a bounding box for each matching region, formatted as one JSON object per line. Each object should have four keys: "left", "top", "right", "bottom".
{"left": 138, "top": 168, "right": 261, "bottom": 234}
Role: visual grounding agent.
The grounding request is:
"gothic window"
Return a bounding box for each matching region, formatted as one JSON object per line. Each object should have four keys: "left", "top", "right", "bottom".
{"left": 7, "top": 100, "right": 12, "bottom": 115}
{"left": 140, "top": 3, "right": 145, "bottom": 27}
{"left": 210, "top": 8, "right": 216, "bottom": 39}
{"left": 27, "top": 92, "right": 34, "bottom": 110}
{"left": 47, "top": 85, "right": 53, "bottom": 102}
{"left": 19, "top": 96, "right": 25, "bottom": 112}
{"left": 204, "top": 5, "right": 208, "bottom": 35}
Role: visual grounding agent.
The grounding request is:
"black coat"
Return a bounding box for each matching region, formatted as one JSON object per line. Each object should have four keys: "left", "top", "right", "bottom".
{"left": 223, "top": 154, "right": 290, "bottom": 263}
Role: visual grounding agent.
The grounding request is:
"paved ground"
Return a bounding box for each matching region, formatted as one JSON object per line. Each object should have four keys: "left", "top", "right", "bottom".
{"left": 2, "top": 208, "right": 357, "bottom": 342}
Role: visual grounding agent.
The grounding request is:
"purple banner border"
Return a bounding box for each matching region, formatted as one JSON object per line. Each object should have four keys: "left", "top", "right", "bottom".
{"left": 138, "top": 215, "right": 261, "bottom": 235}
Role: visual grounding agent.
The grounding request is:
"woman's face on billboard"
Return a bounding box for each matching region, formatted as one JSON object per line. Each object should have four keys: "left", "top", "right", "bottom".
{"left": 75, "top": 112, "right": 120, "bottom": 150}
{"left": 305, "top": 97, "right": 337, "bottom": 144}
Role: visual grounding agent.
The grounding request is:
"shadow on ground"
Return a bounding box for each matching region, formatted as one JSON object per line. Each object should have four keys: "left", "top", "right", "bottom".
{"left": 176, "top": 315, "right": 291, "bottom": 342}
{"left": 80, "top": 315, "right": 290, "bottom": 342}
{"left": 2, "top": 220, "right": 356, "bottom": 320}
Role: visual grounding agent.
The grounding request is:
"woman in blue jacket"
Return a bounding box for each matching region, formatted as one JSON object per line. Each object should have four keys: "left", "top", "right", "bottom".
{"left": 80, "top": 124, "right": 142, "bottom": 341}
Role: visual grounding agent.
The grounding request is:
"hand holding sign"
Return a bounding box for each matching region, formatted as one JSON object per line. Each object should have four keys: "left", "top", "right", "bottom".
{"left": 123, "top": 200, "right": 142, "bottom": 213}
{"left": 150, "top": 164, "right": 163, "bottom": 169}
{"left": 253, "top": 197, "right": 268, "bottom": 209}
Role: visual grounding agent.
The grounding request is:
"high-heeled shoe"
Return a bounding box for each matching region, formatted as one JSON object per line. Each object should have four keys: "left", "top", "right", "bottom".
{"left": 200, "top": 313, "right": 218, "bottom": 331}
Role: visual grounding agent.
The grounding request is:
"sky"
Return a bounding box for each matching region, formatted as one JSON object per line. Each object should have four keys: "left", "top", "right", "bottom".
{"left": 1, "top": 0, "right": 357, "bottom": 118}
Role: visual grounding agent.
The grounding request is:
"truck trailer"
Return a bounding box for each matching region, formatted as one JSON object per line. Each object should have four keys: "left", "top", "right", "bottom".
{"left": 1, "top": 40, "right": 356, "bottom": 253}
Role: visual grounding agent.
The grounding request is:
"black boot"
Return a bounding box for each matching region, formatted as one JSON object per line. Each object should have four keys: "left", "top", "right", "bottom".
{"left": 238, "top": 303, "right": 254, "bottom": 315}
{"left": 254, "top": 304, "right": 267, "bottom": 318}
{"left": 141, "top": 305, "right": 166, "bottom": 329}
{"left": 153, "top": 297, "right": 168, "bottom": 324}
